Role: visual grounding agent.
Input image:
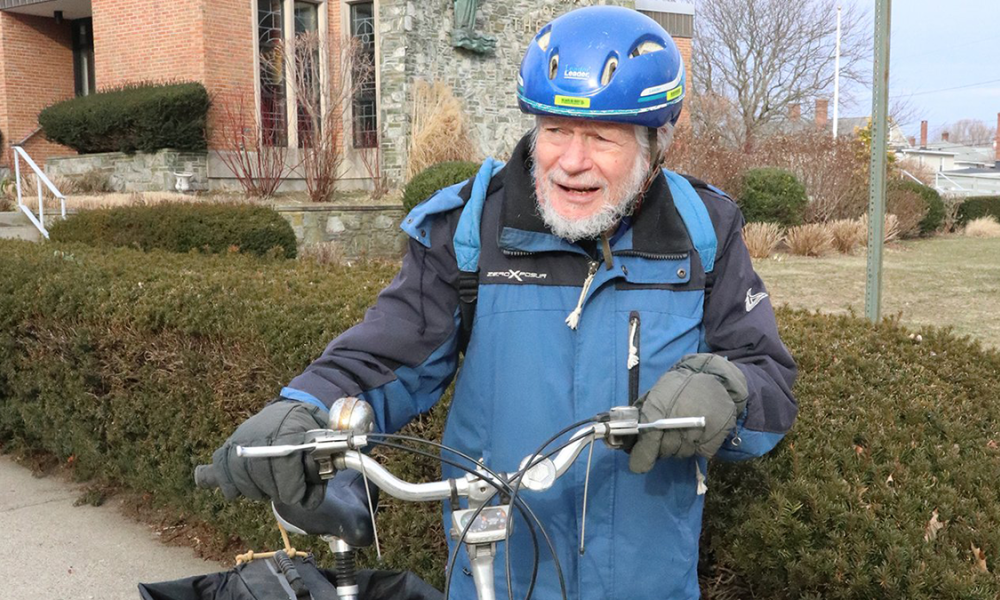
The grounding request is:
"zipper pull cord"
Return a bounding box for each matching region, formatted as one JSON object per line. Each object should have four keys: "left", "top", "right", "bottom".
{"left": 566, "top": 262, "right": 599, "bottom": 330}
{"left": 627, "top": 318, "right": 640, "bottom": 370}
{"left": 600, "top": 232, "right": 614, "bottom": 270}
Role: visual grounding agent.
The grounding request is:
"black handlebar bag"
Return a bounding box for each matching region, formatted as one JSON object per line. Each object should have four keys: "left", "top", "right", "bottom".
{"left": 138, "top": 556, "right": 442, "bottom": 600}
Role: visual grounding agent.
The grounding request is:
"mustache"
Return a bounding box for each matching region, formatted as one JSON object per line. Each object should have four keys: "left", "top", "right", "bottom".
{"left": 545, "top": 168, "right": 607, "bottom": 190}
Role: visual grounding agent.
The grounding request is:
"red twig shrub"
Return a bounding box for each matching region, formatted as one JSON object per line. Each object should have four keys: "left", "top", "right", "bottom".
{"left": 215, "top": 91, "right": 295, "bottom": 199}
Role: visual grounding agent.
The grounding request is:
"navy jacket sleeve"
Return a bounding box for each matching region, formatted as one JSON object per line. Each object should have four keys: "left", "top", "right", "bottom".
{"left": 698, "top": 189, "right": 798, "bottom": 461}
{"left": 281, "top": 213, "right": 463, "bottom": 434}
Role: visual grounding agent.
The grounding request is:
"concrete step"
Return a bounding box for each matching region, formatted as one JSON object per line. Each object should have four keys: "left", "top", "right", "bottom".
{"left": 0, "top": 225, "right": 41, "bottom": 242}
{"left": 0, "top": 210, "right": 32, "bottom": 227}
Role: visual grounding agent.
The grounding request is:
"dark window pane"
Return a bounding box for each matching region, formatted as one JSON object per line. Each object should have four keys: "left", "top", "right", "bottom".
{"left": 294, "top": 2, "right": 320, "bottom": 148}
{"left": 259, "top": 0, "right": 287, "bottom": 146}
{"left": 350, "top": 2, "right": 377, "bottom": 148}
{"left": 72, "top": 18, "right": 94, "bottom": 97}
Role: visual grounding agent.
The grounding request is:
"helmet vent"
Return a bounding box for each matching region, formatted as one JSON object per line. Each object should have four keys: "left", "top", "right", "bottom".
{"left": 537, "top": 31, "right": 551, "bottom": 51}
{"left": 549, "top": 55, "right": 559, "bottom": 80}
{"left": 601, "top": 56, "right": 619, "bottom": 86}
{"left": 630, "top": 41, "right": 664, "bottom": 58}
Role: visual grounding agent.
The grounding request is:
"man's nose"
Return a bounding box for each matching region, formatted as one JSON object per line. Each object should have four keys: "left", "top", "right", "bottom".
{"left": 558, "top": 134, "right": 593, "bottom": 174}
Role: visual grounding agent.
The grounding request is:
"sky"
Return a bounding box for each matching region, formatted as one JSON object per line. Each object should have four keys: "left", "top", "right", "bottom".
{"left": 844, "top": 0, "right": 1000, "bottom": 141}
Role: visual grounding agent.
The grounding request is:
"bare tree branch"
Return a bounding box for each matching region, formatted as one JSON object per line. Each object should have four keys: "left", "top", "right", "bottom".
{"left": 691, "top": 0, "right": 872, "bottom": 145}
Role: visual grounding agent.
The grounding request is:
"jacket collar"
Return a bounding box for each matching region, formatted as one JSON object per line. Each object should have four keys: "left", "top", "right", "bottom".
{"left": 498, "top": 133, "right": 693, "bottom": 257}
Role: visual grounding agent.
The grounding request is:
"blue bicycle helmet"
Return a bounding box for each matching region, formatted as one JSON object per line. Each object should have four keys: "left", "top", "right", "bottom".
{"left": 517, "top": 6, "right": 685, "bottom": 129}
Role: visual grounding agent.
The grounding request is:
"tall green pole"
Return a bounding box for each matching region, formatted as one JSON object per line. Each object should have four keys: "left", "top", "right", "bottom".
{"left": 865, "top": 0, "right": 892, "bottom": 323}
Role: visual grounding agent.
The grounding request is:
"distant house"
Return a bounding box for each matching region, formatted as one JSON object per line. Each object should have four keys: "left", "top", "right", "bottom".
{"left": 773, "top": 99, "right": 909, "bottom": 149}
{"left": 896, "top": 118, "right": 1000, "bottom": 196}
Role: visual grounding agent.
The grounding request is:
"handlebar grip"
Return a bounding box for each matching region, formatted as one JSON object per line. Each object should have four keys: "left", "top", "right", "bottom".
{"left": 194, "top": 464, "right": 221, "bottom": 490}
{"left": 303, "top": 453, "right": 327, "bottom": 485}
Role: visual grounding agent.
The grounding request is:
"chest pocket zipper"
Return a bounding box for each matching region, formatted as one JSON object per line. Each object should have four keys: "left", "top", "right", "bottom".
{"left": 628, "top": 312, "right": 641, "bottom": 405}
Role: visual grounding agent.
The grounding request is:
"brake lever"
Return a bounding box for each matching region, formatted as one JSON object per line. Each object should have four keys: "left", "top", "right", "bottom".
{"left": 236, "top": 430, "right": 369, "bottom": 481}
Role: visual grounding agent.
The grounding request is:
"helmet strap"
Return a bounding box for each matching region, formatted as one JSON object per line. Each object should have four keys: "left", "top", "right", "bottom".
{"left": 632, "top": 127, "right": 664, "bottom": 214}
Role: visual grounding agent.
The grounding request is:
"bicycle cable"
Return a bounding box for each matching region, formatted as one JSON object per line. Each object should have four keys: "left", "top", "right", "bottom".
{"left": 502, "top": 415, "right": 603, "bottom": 600}
{"left": 366, "top": 437, "right": 541, "bottom": 600}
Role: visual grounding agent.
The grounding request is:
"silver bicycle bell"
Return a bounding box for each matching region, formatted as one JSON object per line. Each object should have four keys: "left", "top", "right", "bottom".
{"left": 329, "top": 397, "right": 376, "bottom": 434}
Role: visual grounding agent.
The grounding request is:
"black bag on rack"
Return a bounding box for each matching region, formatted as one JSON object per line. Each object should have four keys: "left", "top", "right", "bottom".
{"left": 138, "top": 554, "right": 442, "bottom": 600}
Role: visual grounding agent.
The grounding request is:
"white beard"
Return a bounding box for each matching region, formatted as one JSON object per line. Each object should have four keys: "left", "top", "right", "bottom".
{"left": 533, "top": 150, "right": 648, "bottom": 242}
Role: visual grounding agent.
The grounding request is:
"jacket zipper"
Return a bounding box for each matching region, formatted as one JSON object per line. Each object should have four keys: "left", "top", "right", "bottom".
{"left": 500, "top": 249, "right": 534, "bottom": 257}
{"left": 628, "top": 312, "right": 641, "bottom": 405}
{"left": 612, "top": 250, "right": 689, "bottom": 261}
{"left": 565, "top": 260, "right": 599, "bottom": 330}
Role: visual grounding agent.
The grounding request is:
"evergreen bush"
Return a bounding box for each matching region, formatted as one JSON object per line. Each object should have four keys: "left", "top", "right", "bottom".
{"left": 1, "top": 242, "right": 999, "bottom": 597}
{"left": 890, "top": 179, "right": 945, "bottom": 235}
{"left": 38, "top": 82, "right": 210, "bottom": 154}
{"left": 49, "top": 203, "right": 297, "bottom": 258}
{"left": 402, "top": 161, "right": 479, "bottom": 213}
{"left": 738, "top": 168, "right": 809, "bottom": 227}
{"left": 957, "top": 196, "right": 1000, "bottom": 227}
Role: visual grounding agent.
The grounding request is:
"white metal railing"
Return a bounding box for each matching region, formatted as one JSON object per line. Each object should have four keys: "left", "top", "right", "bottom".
{"left": 900, "top": 169, "right": 926, "bottom": 186}
{"left": 12, "top": 145, "right": 65, "bottom": 239}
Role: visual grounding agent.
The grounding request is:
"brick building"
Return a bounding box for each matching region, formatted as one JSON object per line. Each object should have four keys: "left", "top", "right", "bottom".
{"left": 0, "top": 0, "right": 694, "bottom": 186}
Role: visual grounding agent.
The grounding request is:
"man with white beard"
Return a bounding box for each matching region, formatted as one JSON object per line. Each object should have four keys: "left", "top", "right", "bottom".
{"left": 211, "top": 6, "right": 798, "bottom": 599}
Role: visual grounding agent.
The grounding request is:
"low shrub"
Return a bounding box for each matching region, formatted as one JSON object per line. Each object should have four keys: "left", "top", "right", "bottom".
{"left": 964, "top": 216, "right": 1000, "bottom": 238}
{"left": 886, "top": 187, "right": 929, "bottom": 239}
{"left": 785, "top": 223, "right": 833, "bottom": 257}
{"left": 738, "top": 168, "right": 808, "bottom": 228}
{"left": 3, "top": 244, "right": 1000, "bottom": 597}
{"left": 957, "top": 196, "right": 1000, "bottom": 228}
{"left": 38, "top": 82, "right": 210, "bottom": 154}
{"left": 828, "top": 218, "right": 866, "bottom": 254}
{"left": 889, "top": 179, "right": 945, "bottom": 235}
{"left": 743, "top": 222, "right": 784, "bottom": 259}
{"left": 402, "top": 161, "right": 480, "bottom": 213}
{"left": 48, "top": 203, "right": 297, "bottom": 258}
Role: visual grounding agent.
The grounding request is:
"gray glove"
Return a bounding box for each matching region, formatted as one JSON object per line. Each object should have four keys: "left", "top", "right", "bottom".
{"left": 629, "top": 354, "right": 749, "bottom": 474}
{"left": 212, "top": 400, "right": 329, "bottom": 508}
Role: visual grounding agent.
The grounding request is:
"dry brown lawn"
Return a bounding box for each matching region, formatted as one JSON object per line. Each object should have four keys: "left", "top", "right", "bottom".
{"left": 754, "top": 236, "right": 1000, "bottom": 348}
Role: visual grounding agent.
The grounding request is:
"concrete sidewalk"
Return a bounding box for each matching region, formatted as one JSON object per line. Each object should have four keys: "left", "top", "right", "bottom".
{"left": 0, "top": 456, "right": 221, "bottom": 600}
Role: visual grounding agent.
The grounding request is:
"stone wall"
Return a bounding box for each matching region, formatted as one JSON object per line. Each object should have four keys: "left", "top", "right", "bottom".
{"left": 45, "top": 150, "right": 209, "bottom": 193}
{"left": 276, "top": 204, "right": 407, "bottom": 260}
{"left": 377, "top": 0, "right": 634, "bottom": 185}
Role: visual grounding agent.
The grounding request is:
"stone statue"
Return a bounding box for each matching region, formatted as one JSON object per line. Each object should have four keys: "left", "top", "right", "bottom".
{"left": 452, "top": 0, "right": 496, "bottom": 54}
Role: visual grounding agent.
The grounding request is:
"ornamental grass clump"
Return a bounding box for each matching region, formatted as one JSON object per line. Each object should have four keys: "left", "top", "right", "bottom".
{"left": 859, "top": 213, "right": 901, "bottom": 244}
{"left": 743, "top": 222, "right": 784, "bottom": 259}
{"left": 963, "top": 216, "right": 1000, "bottom": 238}
{"left": 784, "top": 223, "right": 833, "bottom": 257}
{"left": 828, "top": 218, "right": 866, "bottom": 254}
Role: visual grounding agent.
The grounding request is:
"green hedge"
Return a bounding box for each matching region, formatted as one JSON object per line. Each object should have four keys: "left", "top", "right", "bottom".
{"left": 890, "top": 179, "right": 945, "bottom": 235}
{"left": 38, "top": 82, "right": 209, "bottom": 154}
{"left": 49, "top": 203, "right": 297, "bottom": 258}
{"left": 2, "top": 241, "right": 1000, "bottom": 597}
{"left": 738, "top": 168, "right": 809, "bottom": 227}
{"left": 402, "top": 161, "right": 480, "bottom": 213}
{"left": 957, "top": 196, "right": 1000, "bottom": 227}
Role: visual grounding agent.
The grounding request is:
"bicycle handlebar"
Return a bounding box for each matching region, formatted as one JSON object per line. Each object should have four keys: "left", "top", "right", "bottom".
{"left": 197, "top": 411, "right": 706, "bottom": 498}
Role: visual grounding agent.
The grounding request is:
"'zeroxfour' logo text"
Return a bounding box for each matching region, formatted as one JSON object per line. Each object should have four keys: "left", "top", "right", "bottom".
{"left": 487, "top": 270, "right": 548, "bottom": 282}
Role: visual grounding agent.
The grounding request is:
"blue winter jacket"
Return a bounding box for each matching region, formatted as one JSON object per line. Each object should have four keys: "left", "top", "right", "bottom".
{"left": 282, "top": 134, "right": 798, "bottom": 599}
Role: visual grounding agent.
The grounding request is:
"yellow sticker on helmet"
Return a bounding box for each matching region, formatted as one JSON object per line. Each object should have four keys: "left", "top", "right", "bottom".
{"left": 554, "top": 95, "right": 591, "bottom": 108}
{"left": 666, "top": 85, "right": 683, "bottom": 101}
